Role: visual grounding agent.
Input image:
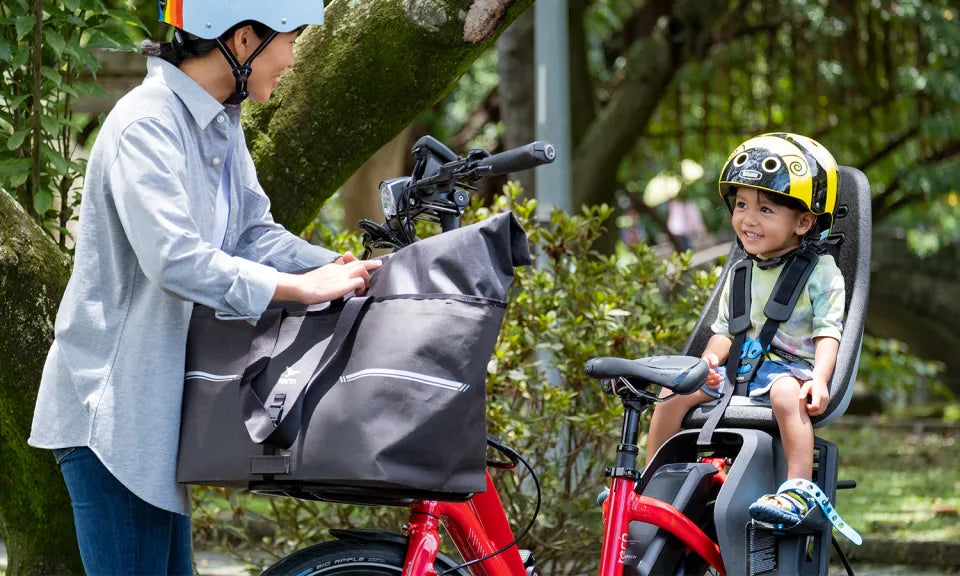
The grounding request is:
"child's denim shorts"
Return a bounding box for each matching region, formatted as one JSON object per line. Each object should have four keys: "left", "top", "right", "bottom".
{"left": 702, "top": 360, "right": 814, "bottom": 403}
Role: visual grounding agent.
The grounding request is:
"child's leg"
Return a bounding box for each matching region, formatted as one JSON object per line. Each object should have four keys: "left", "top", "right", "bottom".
{"left": 768, "top": 375, "right": 814, "bottom": 480}
{"left": 748, "top": 373, "right": 819, "bottom": 525}
{"left": 645, "top": 388, "right": 716, "bottom": 464}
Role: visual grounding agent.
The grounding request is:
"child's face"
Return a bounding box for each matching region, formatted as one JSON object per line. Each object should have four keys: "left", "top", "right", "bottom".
{"left": 731, "top": 188, "right": 815, "bottom": 259}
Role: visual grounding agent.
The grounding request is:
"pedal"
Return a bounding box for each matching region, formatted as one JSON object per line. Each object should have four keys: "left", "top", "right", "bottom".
{"left": 519, "top": 549, "right": 541, "bottom": 576}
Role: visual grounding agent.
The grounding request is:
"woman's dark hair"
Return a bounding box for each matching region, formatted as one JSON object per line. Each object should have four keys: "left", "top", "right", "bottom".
{"left": 140, "top": 20, "right": 273, "bottom": 66}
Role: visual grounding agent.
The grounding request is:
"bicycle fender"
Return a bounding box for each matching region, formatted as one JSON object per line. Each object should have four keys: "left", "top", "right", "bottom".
{"left": 328, "top": 529, "right": 467, "bottom": 573}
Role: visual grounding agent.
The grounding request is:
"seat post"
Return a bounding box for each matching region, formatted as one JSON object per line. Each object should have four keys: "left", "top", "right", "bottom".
{"left": 613, "top": 398, "right": 651, "bottom": 474}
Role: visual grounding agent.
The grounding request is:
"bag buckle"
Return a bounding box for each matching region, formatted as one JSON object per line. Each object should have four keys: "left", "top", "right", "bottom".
{"left": 268, "top": 393, "right": 286, "bottom": 423}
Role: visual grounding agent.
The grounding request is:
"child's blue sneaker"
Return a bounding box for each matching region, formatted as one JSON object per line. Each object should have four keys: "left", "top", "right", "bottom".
{"left": 748, "top": 483, "right": 814, "bottom": 525}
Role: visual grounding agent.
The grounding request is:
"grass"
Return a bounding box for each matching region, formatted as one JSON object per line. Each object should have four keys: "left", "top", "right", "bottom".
{"left": 820, "top": 419, "right": 960, "bottom": 541}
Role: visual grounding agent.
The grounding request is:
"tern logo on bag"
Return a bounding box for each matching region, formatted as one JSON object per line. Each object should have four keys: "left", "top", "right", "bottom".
{"left": 278, "top": 366, "right": 300, "bottom": 387}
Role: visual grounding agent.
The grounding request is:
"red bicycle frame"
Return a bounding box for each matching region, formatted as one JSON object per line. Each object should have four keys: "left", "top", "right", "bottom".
{"left": 398, "top": 460, "right": 726, "bottom": 576}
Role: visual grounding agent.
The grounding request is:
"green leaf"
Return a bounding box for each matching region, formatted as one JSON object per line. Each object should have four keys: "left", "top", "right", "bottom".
{"left": 40, "top": 116, "right": 59, "bottom": 135}
{"left": 41, "top": 143, "right": 69, "bottom": 175}
{"left": 0, "top": 158, "right": 32, "bottom": 179}
{"left": 10, "top": 47, "right": 30, "bottom": 68}
{"left": 15, "top": 16, "right": 34, "bottom": 41}
{"left": 74, "top": 81, "right": 106, "bottom": 98}
{"left": 0, "top": 37, "right": 12, "bottom": 61}
{"left": 43, "top": 29, "right": 67, "bottom": 57}
{"left": 33, "top": 188, "right": 53, "bottom": 215}
{"left": 6, "top": 128, "right": 29, "bottom": 151}
{"left": 6, "top": 94, "right": 30, "bottom": 110}
{"left": 105, "top": 8, "right": 150, "bottom": 34}
{"left": 9, "top": 169, "right": 30, "bottom": 188}
{"left": 41, "top": 66, "right": 63, "bottom": 88}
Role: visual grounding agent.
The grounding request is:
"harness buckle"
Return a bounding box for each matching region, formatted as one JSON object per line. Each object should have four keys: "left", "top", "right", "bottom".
{"left": 268, "top": 393, "right": 286, "bottom": 423}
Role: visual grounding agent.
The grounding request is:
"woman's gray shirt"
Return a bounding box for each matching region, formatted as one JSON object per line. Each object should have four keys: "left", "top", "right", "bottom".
{"left": 28, "top": 57, "right": 338, "bottom": 516}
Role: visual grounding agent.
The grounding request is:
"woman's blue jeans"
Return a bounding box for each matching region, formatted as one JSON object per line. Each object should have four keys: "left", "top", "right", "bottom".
{"left": 53, "top": 446, "right": 193, "bottom": 575}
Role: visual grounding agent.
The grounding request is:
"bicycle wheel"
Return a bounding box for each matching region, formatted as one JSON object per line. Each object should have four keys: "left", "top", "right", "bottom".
{"left": 261, "top": 539, "right": 458, "bottom": 576}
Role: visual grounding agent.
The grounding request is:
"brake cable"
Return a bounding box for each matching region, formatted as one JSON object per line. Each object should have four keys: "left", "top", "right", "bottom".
{"left": 436, "top": 438, "right": 542, "bottom": 576}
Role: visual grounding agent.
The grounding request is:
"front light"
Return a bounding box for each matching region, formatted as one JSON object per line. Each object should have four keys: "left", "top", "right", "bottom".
{"left": 379, "top": 181, "right": 396, "bottom": 219}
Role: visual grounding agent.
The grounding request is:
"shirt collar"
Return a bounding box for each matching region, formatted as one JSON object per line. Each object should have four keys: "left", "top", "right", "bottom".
{"left": 145, "top": 57, "right": 240, "bottom": 129}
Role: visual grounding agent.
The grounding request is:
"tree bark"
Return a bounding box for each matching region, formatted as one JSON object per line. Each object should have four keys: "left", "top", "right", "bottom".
{"left": 0, "top": 192, "right": 82, "bottom": 576}
{"left": 571, "top": 0, "right": 728, "bottom": 211}
{"left": 495, "top": 7, "right": 535, "bottom": 198}
{"left": 245, "top": 0, "right": 536, "bottom": 234}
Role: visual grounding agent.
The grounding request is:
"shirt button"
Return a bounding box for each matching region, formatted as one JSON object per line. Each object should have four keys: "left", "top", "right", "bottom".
{"left": 212, "top": 156, "right": 222, "bottom": 166}
{"left": 217, "top": 114, "right": 226, "bottom": 124}
{"left": 210, "top": 206, "right": 215, "bottom": 213}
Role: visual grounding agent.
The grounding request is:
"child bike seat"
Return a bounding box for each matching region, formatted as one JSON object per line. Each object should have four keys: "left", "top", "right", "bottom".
{"left": 682, "top": 166, "right": 872, "bottom": 432}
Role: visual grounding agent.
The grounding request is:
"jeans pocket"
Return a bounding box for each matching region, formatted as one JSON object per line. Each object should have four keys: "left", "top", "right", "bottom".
{"left": 53, "top": 447, "right": 78, "bottom": 466}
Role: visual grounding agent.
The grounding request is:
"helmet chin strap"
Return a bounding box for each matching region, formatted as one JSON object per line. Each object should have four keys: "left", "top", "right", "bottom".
{"left": 740, "top": 237, "right": 809, "bottom": 270}
{"left": 215, "top": 30, "right": 278, "bottom": 105}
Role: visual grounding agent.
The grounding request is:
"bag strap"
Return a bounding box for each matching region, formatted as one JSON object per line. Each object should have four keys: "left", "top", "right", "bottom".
{"left": 240, "top": 295, "right": 372, "bottom": 448}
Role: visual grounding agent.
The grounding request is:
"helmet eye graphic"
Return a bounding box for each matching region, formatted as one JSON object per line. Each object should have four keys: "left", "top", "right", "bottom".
{"left": 762, "top": 157, "right": 781, "bottom": 172}
{"left": 733, "top": 153, "right": 749, "bottom": 167}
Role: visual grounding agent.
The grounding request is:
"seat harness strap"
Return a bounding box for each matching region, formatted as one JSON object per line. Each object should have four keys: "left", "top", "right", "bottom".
{"left": 698, "top": 246, "right": 819, "bottom": 446}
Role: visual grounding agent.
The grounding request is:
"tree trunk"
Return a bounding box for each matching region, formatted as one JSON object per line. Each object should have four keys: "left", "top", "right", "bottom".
{"left": 245, "top": 0, "right": 536, "bottom": 234}
{"left": 0, "top": 192, "right": 82, "bottom": 576}
{"left": 571, "top": 0, "right": 728, "bottom": 211}
{"left": 495, "top": 7, "right": 536, "bottom": 198}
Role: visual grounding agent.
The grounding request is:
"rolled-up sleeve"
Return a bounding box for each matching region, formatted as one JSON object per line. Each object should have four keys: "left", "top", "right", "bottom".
{"left": 110, "top": 118, "right": 277, "bottom": 321}
{"left": 809, "top": 259, "right": 845, "bottom": 342}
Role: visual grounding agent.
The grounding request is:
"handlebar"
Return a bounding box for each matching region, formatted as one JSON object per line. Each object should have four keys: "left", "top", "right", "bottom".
{"left": 360, "top": 137, "right": 556, "bottom": 256}
{"left": 473, "top": 141, "right": 556, "bottom": 176}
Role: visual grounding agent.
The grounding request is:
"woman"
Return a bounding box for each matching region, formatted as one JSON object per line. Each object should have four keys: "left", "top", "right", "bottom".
{"left": 28, "top": 2, "right": 378, "bottom": 573}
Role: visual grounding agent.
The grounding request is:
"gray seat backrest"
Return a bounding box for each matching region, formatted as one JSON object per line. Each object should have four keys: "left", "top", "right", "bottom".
{"left": 681, "top": 166, "right": 872, "bottom": 431}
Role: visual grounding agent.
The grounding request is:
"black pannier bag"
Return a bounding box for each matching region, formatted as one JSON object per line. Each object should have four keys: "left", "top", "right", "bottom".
{"left": 177, "top": 212, "right": 531, "bottom": 505}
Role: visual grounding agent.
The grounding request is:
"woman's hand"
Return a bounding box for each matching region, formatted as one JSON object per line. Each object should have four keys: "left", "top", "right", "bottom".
{"left": 703, "top": 351, "right": 723, "bottom": 390}
{"left": 799, "top": 378, "right": 829, "bottom": 416}
{"left": 274, "top": 253, "right": 382, "bottom": 304}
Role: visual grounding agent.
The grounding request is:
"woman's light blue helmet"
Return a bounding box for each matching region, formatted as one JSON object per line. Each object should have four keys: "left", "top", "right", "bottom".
{"left": 159, "top": 0, "right": 325, "bottom": 40}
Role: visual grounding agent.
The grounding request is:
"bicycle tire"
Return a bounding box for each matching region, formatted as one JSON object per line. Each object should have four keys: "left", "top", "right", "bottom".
{"left": 261, "top": 539, "right": 458, "bottom": 576}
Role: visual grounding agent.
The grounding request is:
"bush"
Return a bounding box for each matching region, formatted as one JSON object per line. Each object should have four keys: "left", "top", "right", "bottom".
{"left": 856, "top": 335, "right": 951, "bottom": 417}
{"left": 192, "top": 186, "right": 717, "bottom": 574}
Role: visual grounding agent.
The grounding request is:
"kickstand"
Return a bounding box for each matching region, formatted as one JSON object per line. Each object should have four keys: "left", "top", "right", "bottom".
{"left": 831, "top": 535, "right": 855, "bottom": 576}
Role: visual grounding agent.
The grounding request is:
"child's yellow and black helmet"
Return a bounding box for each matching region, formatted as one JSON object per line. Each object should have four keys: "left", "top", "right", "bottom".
{"left": 718, "top": 133, "right": 840, "bottom": 239}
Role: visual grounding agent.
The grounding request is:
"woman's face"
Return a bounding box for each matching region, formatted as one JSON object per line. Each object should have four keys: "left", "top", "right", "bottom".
{"left": 238, "top": 30, "right": 299, "bottom": 102}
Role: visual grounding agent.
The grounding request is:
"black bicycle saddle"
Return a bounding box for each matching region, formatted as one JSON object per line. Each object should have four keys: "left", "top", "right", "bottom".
{"left": 584, "top": 355, "right": 707, "bottom": 395}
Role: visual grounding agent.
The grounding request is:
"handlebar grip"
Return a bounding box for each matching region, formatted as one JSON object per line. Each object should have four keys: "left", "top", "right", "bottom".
{"left": 474, "top": 141, "right": 556, "bottom": 176}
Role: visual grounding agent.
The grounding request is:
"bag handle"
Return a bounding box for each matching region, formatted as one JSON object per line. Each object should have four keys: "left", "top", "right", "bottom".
{"left": 240, "top": 295, "right": 372, "bottom": 448}
{"left": 231, "top": 307, "right": 286, "bottom": 389}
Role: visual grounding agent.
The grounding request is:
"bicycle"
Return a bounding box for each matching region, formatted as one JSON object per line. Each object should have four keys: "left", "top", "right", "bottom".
{"left": 259, "top": 137, "right": 871, "bottom": 576}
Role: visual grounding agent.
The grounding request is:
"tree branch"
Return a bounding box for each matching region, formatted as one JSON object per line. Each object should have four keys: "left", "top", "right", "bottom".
{"left": 872, "top": 140, "right": 960, "bottom": 221}
{"left": 449, "top": 86, "right": 500, "bottom": 152}
{"left": 857, "top": 125, "right": 919, "bottom": 173}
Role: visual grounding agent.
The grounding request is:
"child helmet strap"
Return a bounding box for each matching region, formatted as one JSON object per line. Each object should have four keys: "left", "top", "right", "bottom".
{"left": 697, "top": 247, "right": 819, "bottom": 446}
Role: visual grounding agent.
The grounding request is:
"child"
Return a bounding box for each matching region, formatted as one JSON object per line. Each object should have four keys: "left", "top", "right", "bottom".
{"left": 645, "top": 133, "right": 845, "bottom": 525}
